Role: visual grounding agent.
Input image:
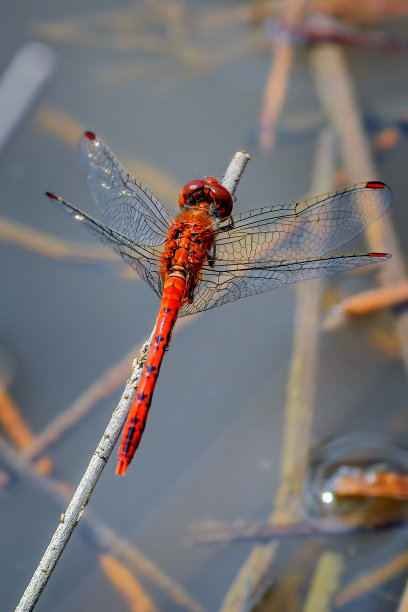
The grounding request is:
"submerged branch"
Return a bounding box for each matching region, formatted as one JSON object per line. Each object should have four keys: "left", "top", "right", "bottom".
{"left": 219, "top": 129, "right": 335, "bottom": 612}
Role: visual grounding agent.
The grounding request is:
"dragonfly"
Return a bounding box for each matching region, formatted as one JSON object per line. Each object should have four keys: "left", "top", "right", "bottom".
{"left": 46, "top": 131, "right": 391, "bottom": 475}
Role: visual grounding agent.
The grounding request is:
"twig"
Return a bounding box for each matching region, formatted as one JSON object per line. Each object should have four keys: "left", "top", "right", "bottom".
{"left": 0, "top": 384, "right": 52, "bottom": 487}
{"left": 303, "top": 553, "right": 344, "bottom": 612}
{"left": 15, "top": 150, "right": 250, "bottom": 612}
{"left": 0, "top": 216, "right": 116, "bottom": 263}
{"left": 191, "top": 518, "right": 361, "bottom": 545}
{"left": 98, "top": 555, "right": 157, "bottom": 612}
{"left": 219, "top": 129, "right": 335, "bottom": 611}
{"left": 192, "top": 514, "right": 404, "bottom": 546}
{"left": 309, "top": 44, "right": 408, "bottom": 368}
{"left": 323, "top": 281, "right": 408, "bottom": 330}
{"left": 0, "top": 383, "right": 51, "bottom": 474}
{"left": 336, "top": 550, "right": 408, "bottom": 607}
{"left": 258, "top": 0, "right": 309, "bottom": 150}
{"left": 397, "top": 578, "right": 408, "bottom": 612}
{"left": 333, "top": 471, "right": 408, "bottom": 500}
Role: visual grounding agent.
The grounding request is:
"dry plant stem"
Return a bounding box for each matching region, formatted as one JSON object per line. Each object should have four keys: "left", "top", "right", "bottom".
{"left": 333, "top": 472, "right": 408, "bottom": 500}
{"left": 192, "top": 515, "right": 396, "bottom": 544}
{"left": 303, "top": 553, "right": 344, "bottom": 612}
{"left": 191, "top": 516, "right": 370, "bottom": 544}
{"left": 258, "top": 0, "right": 308, "bottom": 150}
{"left": 335, "top": 281, "right": 408, "bottom": 318}
{"left": 336, "top": 550, "right": 408, "bottom": 607}
{"left": 0, "top": 434, "right": 201, "bottom": 612}
{"left": 15, "top": 151, "right": 250, "bottom": 612}
{"left": 0, "top": 216, "right": 115, "bottom": 263}
{"left": 99, "top": 555, "right": 157, "bottom": 612}
{"left": 259, "top": 43, "right": 296, "bottom": 151}
{"left": 309, "top": 44, "right": 408, "bottom": 367}
{"left": 0, "top": 385, "right": 52, "bottom": 486}
{"left": 219, "top": 130, "right": 335, "bottom": 612}
{"left": 397, "top": 578, "right": 408, "bottom": 612}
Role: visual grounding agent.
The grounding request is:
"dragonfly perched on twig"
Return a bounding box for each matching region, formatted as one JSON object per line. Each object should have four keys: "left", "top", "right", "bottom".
{"left": 46, "top": 132, "right": 391, "bottom": 475}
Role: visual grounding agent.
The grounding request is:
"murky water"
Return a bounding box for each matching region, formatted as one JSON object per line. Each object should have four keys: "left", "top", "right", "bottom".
{"left": 1, "top": 2, "right": 408, "bottom": 611}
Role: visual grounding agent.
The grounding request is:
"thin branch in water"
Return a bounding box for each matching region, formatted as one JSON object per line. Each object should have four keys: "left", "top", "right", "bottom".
{"left": 303, "top": 552, "right": 344, "bottom": 612}
{"left": 0, "top": 216, "right": 117, "bottom": 263}
{"left": 309, "top": 43, "right": 408, "bottom": 370}
{"left": 98, "top": 555, "right": 158, "bottom": 612}
{"left": 323, "top": 281, "right": 408, "bottom": 330}
{"left": 191, "top": 515, "right": 404, "bottom": 546}
{"left": 336, "top": 550, "right": 408, "bottom": 608}
{"left": 0, "top": 383, "right": 52, "bottom": 487}
{"left": 15, "top": 150, "right": 250, "bottom": 612}
{"left": 333, "top": 471, "right": 408, "bottom": 501}
{"left": 0, "top": 433, "right": 201, "bottom": 612}
{"left": 258, "top": 0, "right": 309, "bottom": 150}
{"left": 219, "top": 128, "right": 335, "bottom": 612}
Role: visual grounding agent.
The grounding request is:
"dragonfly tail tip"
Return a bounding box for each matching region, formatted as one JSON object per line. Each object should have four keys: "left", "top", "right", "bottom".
{"left": 116, "top": 460, "right": 128, "bottom": 476}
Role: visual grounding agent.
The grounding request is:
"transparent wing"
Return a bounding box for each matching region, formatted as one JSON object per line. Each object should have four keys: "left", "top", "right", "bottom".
{"left": 46, "top": 193, "right": 163, "bottom": 297}
{"left": 215, "top": 181, "right": 391, "bottom": 263}
{"left": 179, "top": 181, "right": 391, "bottom": 315}
{"left": 179, "top": 253, "right": 390, "bottom": 316}
{"left": 77, "top": 131, "right": 173, "bottom": 247}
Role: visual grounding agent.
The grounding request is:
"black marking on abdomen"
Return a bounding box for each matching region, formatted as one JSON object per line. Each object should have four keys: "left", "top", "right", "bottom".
{"left": 125, "top": 427, "right": 136, "bottom": 442}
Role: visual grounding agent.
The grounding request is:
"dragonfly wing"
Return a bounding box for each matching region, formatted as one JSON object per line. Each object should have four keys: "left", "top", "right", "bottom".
{"left": 77, "top": 131, "right": 173, "bottom": 247}
{"left": 47, "top": 193, "right": 163, "bottom": 297}
{"left": 179, "top": 252, "right": 390, "bottom": 316}
{"left": 215, "top": 181, "right": 391, "bottom": 263}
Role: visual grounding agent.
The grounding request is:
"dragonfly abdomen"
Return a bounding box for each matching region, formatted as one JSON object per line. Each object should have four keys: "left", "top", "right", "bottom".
{"left": 116, "top": 274, "right": 188, "bottom": 475}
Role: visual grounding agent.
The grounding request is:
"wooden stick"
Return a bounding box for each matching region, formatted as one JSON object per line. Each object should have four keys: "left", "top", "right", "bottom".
{"left": 14, "top": 150, "right": 250, "bottom": 612}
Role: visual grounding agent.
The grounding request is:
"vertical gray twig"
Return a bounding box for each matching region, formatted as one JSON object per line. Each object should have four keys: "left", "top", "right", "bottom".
{"left": 15, "top": 150, "right": 250, "bottom": 612}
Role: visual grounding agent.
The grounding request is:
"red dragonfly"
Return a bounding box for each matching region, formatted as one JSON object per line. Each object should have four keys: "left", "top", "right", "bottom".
{"left": 46, "top": 131, "right": 391, "bottom": 475}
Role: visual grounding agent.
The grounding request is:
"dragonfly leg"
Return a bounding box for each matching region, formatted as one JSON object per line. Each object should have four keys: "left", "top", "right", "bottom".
{"left": 220, "top": 216, "right": 235, "bottom": 232}
{"left": 207, "top": 243, "right": 216, "bottom": 268}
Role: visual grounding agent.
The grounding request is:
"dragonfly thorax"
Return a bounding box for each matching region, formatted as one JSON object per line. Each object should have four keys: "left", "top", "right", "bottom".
{"left": 178, "top": 177, "right": 233, "bottom": 221}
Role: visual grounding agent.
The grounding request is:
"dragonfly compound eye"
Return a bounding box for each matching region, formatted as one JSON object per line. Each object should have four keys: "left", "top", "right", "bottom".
{"left": 178, "top": 180, "right": 208, "bottom": 209}
{"left": 204, "top": 177, "right": 233, "bottom": 220}
{"left": 178, "top": 178, "right": 233, "bottom": 220}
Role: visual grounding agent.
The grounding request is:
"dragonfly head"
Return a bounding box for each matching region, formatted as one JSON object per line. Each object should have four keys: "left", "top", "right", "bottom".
{"left": 178, "top": 177, "right": 233, "bottom": 220}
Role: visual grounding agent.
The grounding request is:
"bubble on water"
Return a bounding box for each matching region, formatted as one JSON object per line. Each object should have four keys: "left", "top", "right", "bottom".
{"left": 301, "top": 433, "right": 408, "bottom": 528}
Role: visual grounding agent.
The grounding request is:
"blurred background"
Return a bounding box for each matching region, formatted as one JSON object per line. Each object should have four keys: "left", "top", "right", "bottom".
{"left": 1, "top": 1, "right": 408, "bottom": 611}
